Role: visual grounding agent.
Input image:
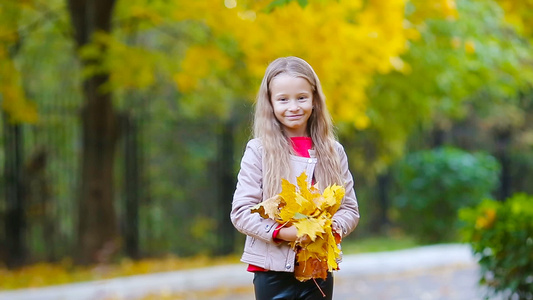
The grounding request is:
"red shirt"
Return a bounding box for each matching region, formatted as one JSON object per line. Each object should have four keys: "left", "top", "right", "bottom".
{"left": 290, "top": 136, "right": 313, "bottom": 158}
{"left": 247, "top": 137, "right": 313, "bottom": 272}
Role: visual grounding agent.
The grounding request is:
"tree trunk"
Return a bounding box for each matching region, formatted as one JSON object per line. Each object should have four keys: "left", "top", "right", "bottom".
{"left": 494, "top": 129, "right": 512, "bottom": 201}
{"left": 3, "top": 118, "right": 26, "bottom": 268}
{"left": 122, "top": 112, "right": 140, "bottom": 259}
{"left": 2, "top": 23, "right": 26, "bottom": 267}
{"left": 376, "top": 172, "right": 391, "bottom": 233}
{"left": 215, "top": 120, "right": 236, "bottom": 255}
{"left": 67, "top": 0, "right": 119, "bottom": 264}
{"left": 431, "top": 126, "right": 446, "bottom": 148}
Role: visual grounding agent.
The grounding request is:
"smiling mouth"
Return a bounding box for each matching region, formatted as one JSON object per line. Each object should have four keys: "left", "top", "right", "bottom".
{"left": 287, "top": 115, "right": 302, "bottom": 119}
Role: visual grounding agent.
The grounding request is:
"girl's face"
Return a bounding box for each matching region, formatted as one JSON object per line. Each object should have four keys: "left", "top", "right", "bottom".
{"left": 270, "top": 74, "right": 314, "bottom": 137}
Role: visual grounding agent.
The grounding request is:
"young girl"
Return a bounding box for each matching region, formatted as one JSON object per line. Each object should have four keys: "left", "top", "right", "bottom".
{"left": 231, "top": 56, "right": 359, "bottom": 300}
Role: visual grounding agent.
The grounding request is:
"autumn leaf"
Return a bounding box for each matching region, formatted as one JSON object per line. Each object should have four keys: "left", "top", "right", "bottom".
{"left": 322, "top": 184, "right": 345, "bottom": 215}
{"left": 305, "top": 236, "right": 327, "bottom": 255}
{"left": 297, "top": 172, "right": 320, "bottom": 204}
{"left": 295, "top": 193, "right": 317, "bottom": 216}
{"left": 325, "top": 227, "right": 341, "bottom": 270}
{"left": 294, "top": 257, "right": 328, "bottom": 282}
{"left": 251, "top": 195, "right": 282, "bottom": 220}
{"left": 278, "top": 178, "right": 299, "bottom": 222}
{"left": 293, "top": 215, "right": 326, "bottom": 241}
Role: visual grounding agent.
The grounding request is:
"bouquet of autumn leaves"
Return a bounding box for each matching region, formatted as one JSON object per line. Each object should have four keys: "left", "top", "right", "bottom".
{"left": 251, "top": 172, "right": 345, "bottom": 282}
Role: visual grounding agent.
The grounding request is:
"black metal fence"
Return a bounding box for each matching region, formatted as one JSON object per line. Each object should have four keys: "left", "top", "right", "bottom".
{"left": 1, "top": 95, "right": 242, "bottom": 267}
{"left": 1, "top": 100, "right": 81, "bottom": 266}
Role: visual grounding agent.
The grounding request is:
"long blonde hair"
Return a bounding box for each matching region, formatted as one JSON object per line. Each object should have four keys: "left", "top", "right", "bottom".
{"left": 253, "top": 56, "right": 343, "bottom": 199}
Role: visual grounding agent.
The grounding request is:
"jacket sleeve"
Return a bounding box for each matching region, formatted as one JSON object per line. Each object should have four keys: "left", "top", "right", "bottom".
{"left": 230, "top": 139, "right": 279, "bottom": 244}
{"left": 332, "top": 142, "right": 360, "bottom": 238}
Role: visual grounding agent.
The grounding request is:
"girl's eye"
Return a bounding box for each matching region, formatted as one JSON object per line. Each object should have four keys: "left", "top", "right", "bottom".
{"left": 298, "top": 96, "right": 308, "bottom": 101}
{"left": 279, "top": 98, "right": 288, "bottom": 102}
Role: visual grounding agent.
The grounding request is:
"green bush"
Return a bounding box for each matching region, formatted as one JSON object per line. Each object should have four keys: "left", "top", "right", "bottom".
{"left": 392, "top": 147, "right": 500, "bottom": 242}
{"left": 459, "top": 194, "right": 533, "bottom": 299}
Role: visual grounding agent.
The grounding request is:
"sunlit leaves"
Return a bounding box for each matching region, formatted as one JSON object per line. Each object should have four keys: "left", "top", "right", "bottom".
{"left": 357, "top": 0, "right": 533, "bottom": 177}
{"left": 251, "top": 172, "right": 345, "bottom": 281}
{"left": 78, "top": 31, "right": 160, "bottom": 92}
{"left": 0, "top": 52, "right": 38, "bottom": 123}
{"left": 0, "top": 0, "right": 41, "bottom": 123}
{"left": 1, "top": 0, "right": 462, "bottom": 126}
{"left": 173, "top": 45, "right": 232, "bottom": 93}
{"left": 0, "top": 255, "right": 240, "bottom": 290}
{"left": 494, "top": 0, "right": 533, "bottom": 38}
{"left": 408, "top": 0, "right": 459, "bottom": 24}
{"left": 168, "top": 0, "right": 425, "bottom": 129}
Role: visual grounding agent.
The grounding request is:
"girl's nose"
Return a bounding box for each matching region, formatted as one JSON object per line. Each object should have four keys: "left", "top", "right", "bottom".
{"left": 288, "top": 100, "right": 300, "bottom": 111}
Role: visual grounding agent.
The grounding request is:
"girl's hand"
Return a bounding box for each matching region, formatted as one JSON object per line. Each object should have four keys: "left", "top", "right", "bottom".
{"left": 278, "top": 226, "right": 311, "bottom": 244}
{"left": 332, "top": 221, "right": 340, "bottom": 234}
{"left": 278, "top": 226, "right": 298, "bottom": 242}
{"left": 332, "top": 221, "right": 342, "bottom": 244}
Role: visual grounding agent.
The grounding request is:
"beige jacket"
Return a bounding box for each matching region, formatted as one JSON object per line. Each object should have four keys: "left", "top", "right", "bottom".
{"left": 230, "top": 138, "right": 360, "bottom": 272}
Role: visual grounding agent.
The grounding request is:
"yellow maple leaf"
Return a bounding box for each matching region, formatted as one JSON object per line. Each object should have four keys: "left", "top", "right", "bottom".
{"left": 251, "top": 195, "right": 281, "bottom": 220}
{"left": 326, "top": 228, "right": 340, "bottom": 270}
{"left": 296, "top": 247, "right": 313, "bottom": 261}
{"left": 322, "top": 184, "right": 345, "bottom": 215}
{"left": 278, "top": 178, "right": 300, "bottom": 222}
{"left": 295, "top": 193, "right": 317, "bottom": 217}
{"left": 305, "top": 236, "right": 326, "bottom": 253}
{"left": 296, "top": 172, "right": 320, "bottom": 202}
{"left": 293, "top": 215, "right": 326, "bottom": 242}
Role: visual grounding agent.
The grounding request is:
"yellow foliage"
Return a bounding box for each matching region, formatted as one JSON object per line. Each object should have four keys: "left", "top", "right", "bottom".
{"left": 1, "top": 0, "right": 461, "bottom": 125}
{"left": 464, "top": 39, "right": 476, "bottom": 54}
{"left": 2, "top": 0, "right": 460, "bottom": 125}
{"left": 0, "top": 49, "right": 38, "bottom": 123}
{"left": 0, "top": 255, "right": 240, "bottom": 290}
{"left": 79, "top": 31, "right": 159, "bottom": 92}
{"left": 451, "top": 36, "right": 462, "bottom": 49}
{"left": 409, "top": 0, "right": 458, "bottom": 23}
{"left": 129, "top": 5, "right": 163, "bottom": 25}
{"left": 0, "top": 2, "right": 40, "bottom": 124}
{"left": 251, "top": 172, "right": 345, "bottom": 281}
{"left": 173, "top": 45, "right": 232, "bottom": 93}
{"left": 494, "top": 0, "right": 533, "bottom": 37}
{"left": 169, "top": 0, "right": 427, "bottom": 129}
{"left": 475, "top": 208, "right": 496, "bottom": 230}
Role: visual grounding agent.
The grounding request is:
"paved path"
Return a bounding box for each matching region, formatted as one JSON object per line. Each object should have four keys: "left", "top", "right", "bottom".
{"left": 166, "top": 263, "right": 488, "bottom": 300}
{"left": 0, "top": 244, "right": 495, "bottom": 300}
{"left": 335, "top": 264, "right": 489, "bottom": 300}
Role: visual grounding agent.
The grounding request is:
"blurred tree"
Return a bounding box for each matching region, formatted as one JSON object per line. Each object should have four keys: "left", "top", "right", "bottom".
{"left": 361, "top": 0, "right": 532, "bottom": 175}
{"left": 486, "top": 0, "right": 533, "bottom": 200}
{"left": 393, "top": 147, "right": 500, "bottom": 243}
{"left": 494, "top": 0, "right": 533, "bottom": 38}
{"left": 66, "top": 0, "right": 120, "bottom": 265}
{"left": 352, "top": 0, "right": 533, "bottom": 232}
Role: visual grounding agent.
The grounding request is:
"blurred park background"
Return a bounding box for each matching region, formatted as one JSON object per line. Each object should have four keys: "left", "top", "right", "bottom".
{"left": 1, "top": 0, "right": 532, "bottom": 297}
